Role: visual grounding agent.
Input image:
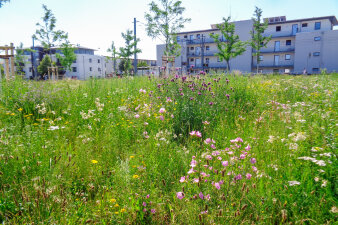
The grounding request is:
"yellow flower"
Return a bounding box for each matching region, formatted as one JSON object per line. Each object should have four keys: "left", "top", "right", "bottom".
{"left": 114, "top": 211, "right": 119, "bottom": 214}
{"left": 91, "top": 160, "right": 98, "bottom": 164}
{"left": 10, "top": 113, "right": 15, "bottom": 116}
{"left": 110, "top": 199, "right": 116, "bottom": 203}
{"left": 114, "top": 203, "right": 119, "bottom": 207}
{"left": 120, "top": 208, "right": 126, "bottom": 213}
{"left": 130, "top": 156, "right": 135, "bottom": 159}
{"left": 133, "top": 175, "right": 139, "bottom": 179}
{"left": 18, "top": 108, "right": 23, "bottom": 112}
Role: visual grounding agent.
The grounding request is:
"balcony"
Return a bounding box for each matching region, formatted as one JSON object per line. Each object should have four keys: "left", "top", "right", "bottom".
{"left": 257, "top": 47, "right": 295, "bottom": 54}
{"left": 263, "top": 31, "right": 297, "bottom": 39}
{"left": 189, "top": 63, "right": 228, "bottom": 70}
{"left": 187, "top": 51, "right": 218, "bottom": 57}
{"left": 257, "top": 61, "right": 294, "bottom": 68}
{"left": 186, "top": 37, "right": 225, "bottom": 45}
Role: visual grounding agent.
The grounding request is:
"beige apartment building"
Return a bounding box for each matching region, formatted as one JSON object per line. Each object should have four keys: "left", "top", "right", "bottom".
{"left": 156, "top": 15, "right": 338, "bottom": 74}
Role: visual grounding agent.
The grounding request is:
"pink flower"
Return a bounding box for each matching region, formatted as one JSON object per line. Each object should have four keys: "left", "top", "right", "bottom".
{"left": 203, "top": 121, "right": 210, "bottom": 125}
{"left": 210, "top": 144, "right": 216, "bottom": 149}
{"left": 250, "top": 158, "right": 256, "bottom": 164}
{"left": 252, "top": 166, "right": 257, "bottom": 172}
{"left": 139, "top": 89, "right": 146, "bottom": 94}
{"left": 190, "top": 159, "right": 197, "bottom": 168}
{"left": 159, "top": 108, "right": 166, "bottom": 114}
{"left": 143, "top": 208, "right": 147, "bottom": 212}
{"left": 142, "top": 202, "right": 147, "bottom": 207}
{"left": 196, "top": 131, "right": 202, "bottom": 138}
{"left": 214, "top": 182, "right": 221, "bottom": 190}
{"left": 144, "top": 122, "right": 149, "bottom": 126}
{"left": 159, "top": 115, "right": 164, "bottom": 121}
{"left": 179, "top": 176, "right": 186, "bottom": 183}
{"left": 217, "top": 156, "right": 222, "bottom": 161}
{"left": 135, "top": 114, "right": 140, "bottom": 118}
{"left": 205, "top": 194, "right": 211, "bottom": 201}
{"left": 193, "top": 178, "right": 199, "bottom": 183}
{"left": 240, "top": 154, "right": 246, "bottom": 159}
{"left": 176, "top": 192, "right": 184, "bottom": 200}
{"left": 146, "top": 194, "right": 150, "bottom": 199}
{"left": 205, "top": 155, "right": 213, "bottom": 160}
{"left": 189, "top": 131, "right": 196, "bottom": 136}
{"left": 199, "top": 192, "right": 204, "bottom": 199}
{"left": 171, "top": 114, "right": 174, "bottom": 118}
{"left": 246, "top": 173, "right": 252, "bottom": 179}
{"left": 245, "top": 145, "right": 251, "bottom": 151}
{"left": 204, "top": 138, "right": 211, "bottom": 144}
{"left": 222, "top": 161, "right": 229, "bottom": 167}
{"left": 151, "top": 209, "right": 156, "bottom": 214}
{"left": 235, "top": 174, "right": 242, "bottom": 180}
{"left": 187, "top": 168, "right": 196, "bottom": 174}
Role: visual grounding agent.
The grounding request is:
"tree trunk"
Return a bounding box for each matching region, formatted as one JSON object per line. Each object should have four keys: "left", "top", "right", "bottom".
{"left": 226, "top": 60, "right": 230, "bottom": 74}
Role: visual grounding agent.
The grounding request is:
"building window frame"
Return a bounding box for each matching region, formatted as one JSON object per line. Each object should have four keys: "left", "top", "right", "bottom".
{"left": 285, "top": 54, "right": 291, "bottom": 60}
{"left": 302, "top": 23, "right": 308, "bottom": 27}
{"left": 276, "top": 26, "right": 281, "bottom": 32}
{"left": 315, "top": 22, "right": 321, "bottom": 30}
{"left": 286, "top": 40, "right": 292, "bottom": 46}
{"left": 72, "top": 67, "right": 77, "bottom": 72}
{"left": 313, "top": 52, "right": 320, "bottom": 57}
{"left": 314, "top": 36, "right": 321, "bottom": 41}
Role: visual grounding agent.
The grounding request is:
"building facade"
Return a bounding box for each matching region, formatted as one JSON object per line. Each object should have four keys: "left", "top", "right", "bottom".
{"left": 156, "top": 15, "right": 338, "bottom": 74}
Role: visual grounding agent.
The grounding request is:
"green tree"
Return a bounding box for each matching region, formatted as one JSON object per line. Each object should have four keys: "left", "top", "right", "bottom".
{"left": 37, "top": 55, "right": 52, "bottom": 79}
{"left": 33, "top": 4, "right": 68, "bottom": 57}
{"left": 118, "top": 30, "right": 141, "bottom": 76}
{"left": 137, "top": 61, "right": 149, "bottom": 68}
{"left": 55, "top": 42, "right": 77, "bottom": 71}
{"left": 0, "top": 0, "right": 9, "bottom": 8}
{"left": 118, "top": 59, "right": 132, "bottom": 75}
{"left": 145, "top": 0, "right": 190, "bottom": 57}
{"left": 211, "top": 17, "right": 247, "bottom": 73}
{"left": 15, "top": 43, "right": 27, "bottom": 75}
{"left": 250, "top": 7, "right": 271, "bottom": 73}
{"left": 107, "top": 41, "right": 118, "bottom": 73}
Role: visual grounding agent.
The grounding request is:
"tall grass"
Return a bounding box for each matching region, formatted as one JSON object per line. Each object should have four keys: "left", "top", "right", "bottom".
{"left": 0, "top": 74, "right": 337, "bottom": 224}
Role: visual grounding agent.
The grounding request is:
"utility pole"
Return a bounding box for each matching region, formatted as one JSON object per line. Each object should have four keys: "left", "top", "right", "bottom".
{"left": 133, "top": 18, "right": 137, "bottom": 76}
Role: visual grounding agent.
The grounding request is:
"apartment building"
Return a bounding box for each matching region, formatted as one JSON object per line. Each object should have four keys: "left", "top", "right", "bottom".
{"left": 156, "top": 15, "right": 338, "bottom": 74}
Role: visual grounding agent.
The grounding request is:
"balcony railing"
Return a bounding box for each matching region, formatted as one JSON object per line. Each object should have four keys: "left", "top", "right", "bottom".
{"left": 256, "top": 62, "right": 294, "bottom": 68}
{"left": 186, "top": 37, "right": 225, "bottom": 45}
{"left": 263, "top": 32, "right": 296, "bottom": 39}
{"left": 187, "top": 51, "right": 218, "bottom": 57}
{"left": 257, "top": 47, "right": 295, "bottom": 54}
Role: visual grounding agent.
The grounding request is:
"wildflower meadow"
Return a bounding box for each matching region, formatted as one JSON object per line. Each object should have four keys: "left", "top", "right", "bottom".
{"left": 0, "top": 74, "right": 337, "bottom": 224}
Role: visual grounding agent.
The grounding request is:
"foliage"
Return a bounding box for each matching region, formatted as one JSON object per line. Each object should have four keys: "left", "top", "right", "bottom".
{"left": 211, "top": 17, "right": 247, "bottom": 73}
{"left": 0, "top": 74, "right": 337, "bottom": 224}
{"left": 250, "top": 7, "right": 272, "bottom": 73}
{"left": 118, "top": 59, "right": 132, "bottom": 75}
{"left": 14, "top": 43, "right": 30, "bottom": 75}
{"left": 118, "top": 30, "right": 141, "bottom": 75}
{"left": 144, "top": 0, "right": 190, "bottom": 57}
{"left": 37, "top": 55, "right": 52, "bottom": 78}
{"left": 55, "top": 42, "right": 77, "bottom": 71}
{"left": 33, "top": 4, "right": 68, "bottom": 56}
{"left": 137, "top": 61, "right": 149, "bottom": 68}
{"left": 107, "top": 41, "right": 118, "bottom": 72}
{"left": 0, "top": 0, "right": 9, "bottom": 8}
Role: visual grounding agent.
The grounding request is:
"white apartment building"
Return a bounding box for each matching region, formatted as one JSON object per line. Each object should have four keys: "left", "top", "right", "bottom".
{"left": 157, "top": 15, "right": 338, "bottom": 74}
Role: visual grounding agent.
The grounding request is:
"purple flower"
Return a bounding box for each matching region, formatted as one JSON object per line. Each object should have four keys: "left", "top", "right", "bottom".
{"left": 210, "top": 144, "right": 216, "bottom": 149}
{"left": 246, "top": 173, "right": 252, "bottom": 180}
{"left": 205, "top": 194, "right": 211, "bottom": 201}
{"left": 196, "top": 131, "right": 202, "bottom": 138}
{"left": 250, "top": 158, "right": 256, "bottom": 164}
{"left": 205, "top": 155, "right": 213, "bottom": 160}
{"left": 222, "top": 161, "right": 229, "bottom": 167}
{"left": 240, "top": 154, "right": 246, "bottom": 159}
{"left": 245, "top": 145, "right": 251, "bottom": 151}
{"left": 214, "top": 182, "right": 221, "bottom": 190}
{"left": 193, "top": 178, "right": 199, "bottom": 183}
{"left": 187, "top": 168, "right": 196, "bottom": 174}
{"left": 252, "top": 166, "right": 257, "bottom": 172}
{"left": 180, "top": 176, "right": 186, "bottom": 183}
{"left": 199, "top": 192, "right": 204, "bottom": 199}
{"left": 235, "top": 174, "right": 242, "bottom": 180}
{"left": 135, "top": 114, "right": 140, "bottom": 119}
{"left": 217, "top": 156, "right": 222, "bottom": 161}
{"left": 190, "top": 159, "right": 197, "bottom": 168}
{"left": 159, "top": 115, "right": 164, "bottom": 121}
{"left": 143, "top": 208, "right": 147, "bottom": 212}
{"left": 159, "top": 108, "right": 166, "bottom": 114}
{"left": 142, "top": 202, "right": 147, "bottom": 207}
{"left": 190, "top": 131, "right": 196, "bottom": 136}
{"left": 209, "top": 102, "right": 214, "bottom": 106}
{"left": 204, "top": 138, "right": 211, "bottom": 144}
{"left": 146, "top": 194, "right": 150, "bottom": 199}
{"left": 151, "top": 209, "right": 156, "bottom": 214}
{"left": 176, "top": 192, "right": 184, "bottom": 200}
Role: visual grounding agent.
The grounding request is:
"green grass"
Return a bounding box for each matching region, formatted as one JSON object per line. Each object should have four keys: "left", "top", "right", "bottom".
{"left": 0, "top": 74, "right": 337, "bottom": 224}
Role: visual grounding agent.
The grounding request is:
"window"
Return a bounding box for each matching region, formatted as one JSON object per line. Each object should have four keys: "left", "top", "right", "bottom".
{"left": 190, "top": 47, "right": 194, "bottom": 50}
{"left": 184, "top": 35, "right": 187, "bottom": 38}
{"left": 314, "top": 37, "right": 321, "bottom": 41}
{"left": 315, "top": 22, "right": 321, "bottom": 30}
{"left": 276, "top": 26, "right": 281, "bottom": 32}
{"left": 197, "top": 34, "right": 201, "bottom": 39}
{"left": 286, "top": 40, "right": 291, "bottom": 46}
{"left": 205, "top": 58, "right": 209, "bottom": 63}
{"left": 285, "top": 54, "right": 291, "bottom": 60}
{"left": 190, "top": 58, "right": 194, "bottom": 62}
{"left": 29, "top": 67, "right": 32, "bottom": 72}
{"left": 177, "top": 36, "right": 180, "bottom": 41}
{"left": 72, "top": 67, "right": 77, "bottom": 72}
{"left": 89, "top": 67, "right": 92, "bottom": 71}
{"left": 273, "top": 69, "right": 279, "bottom": 74}
{"left": 284, "top": 69, "right": 290, "bottom": 73}
{"left": 98, "top": 59, "right": 100, "bottom": 63}
{"left": 98, "top": 67, "right": 101, "bottom": 72}
{"left": 89, "top": 58, "right": 92, "bottom": 63}
{"left": 217, "top": 57, "right": 221, "bottom": 62}
{"left": 189, "top": 35, "right": 194, "bottom": 40}
{"left": 259, "top": 55, "right": 263, "bottom": 61}
{"left": 258, "top": 69, "right": 263, "bottom": 73}
{"left": 73, "top": 59, "right": 77, "bottom": 63}
{"left": 206, "top": 46, "right": 210, "bottom": 51}
{"left": 313, "top": 52, "right": 320, "bottom": 56}
{"left": 312, "top": 68, "right": 319, "bottom": 72}
{"left": 302, "top": 23, "right": 308, "bottom": 27}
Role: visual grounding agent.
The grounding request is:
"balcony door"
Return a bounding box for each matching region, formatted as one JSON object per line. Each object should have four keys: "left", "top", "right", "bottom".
{"left": 274, "top": 55, "right": 280, "bottom": 66}
{"left": 195, "top": 58, "right": 201, "bottom": 67}
{"left": 292, "top": 24, "right": 298, "bottom": 35}
{"left": 195, "top": 47, "right": 201, "bottom": 56}
{"left": 274, "top": 41, "right": 280, "bottom": 52}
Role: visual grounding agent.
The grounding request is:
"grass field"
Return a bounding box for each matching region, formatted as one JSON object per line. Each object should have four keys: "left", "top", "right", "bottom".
{"left": 0, "top": 74, "right": 337, "bottom": 224}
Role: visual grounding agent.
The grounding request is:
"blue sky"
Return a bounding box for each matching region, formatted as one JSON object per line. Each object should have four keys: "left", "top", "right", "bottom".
{"left": 0, "top": 0, "right": 337, "bottom": 59}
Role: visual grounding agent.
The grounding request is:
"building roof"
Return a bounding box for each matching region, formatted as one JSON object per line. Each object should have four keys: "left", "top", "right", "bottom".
{"left": 267, "top": 16, "right": 338, "bottom": 26}
{"left": 177, "top": 28, "right": 219, "bottom": 35}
